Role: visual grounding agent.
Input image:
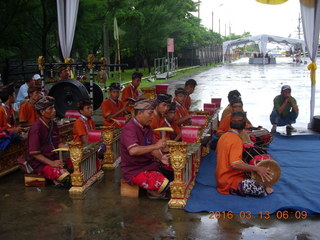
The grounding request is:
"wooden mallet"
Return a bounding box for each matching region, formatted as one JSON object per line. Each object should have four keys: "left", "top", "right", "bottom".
{"left": 154, "top": 127, "right": 174, "bottom": 140}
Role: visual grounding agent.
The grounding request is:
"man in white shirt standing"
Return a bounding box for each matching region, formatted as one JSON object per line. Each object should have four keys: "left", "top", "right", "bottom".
{"left": 16, "top": 74, "right": 40, "bottom": 103}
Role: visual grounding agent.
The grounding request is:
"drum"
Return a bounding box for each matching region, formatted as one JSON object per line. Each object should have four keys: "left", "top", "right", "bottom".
{"left": 247, "top": 128, "right": 273, "bottom": 147}
{"left": 242, "top": 143, "right": 271, "bottom": 165}
{"left": 243, "top": 143, "right": 281, "bottom": 187}
{"left": 252, "top": 159, "right": 281, "bottom": 187}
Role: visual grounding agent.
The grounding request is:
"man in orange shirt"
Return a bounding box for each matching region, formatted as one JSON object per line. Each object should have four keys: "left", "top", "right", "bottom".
{"left": 216, "top": 111, "right": 274, "bottom": 197}
{"left": 19, "top": 87, "right": 42, "bottom": 126}
{"left": 221, "top": 90, "right": 241, "bottom": 120}
{"left": 216, "top": 99, "right": 252, "bottom": 137}
{"left": 0, "top": 89, "right": 22, "bottom": 133}
{"left": 150, "top": 93, "right": 172, "bottom": 140}
{"left": 101, "top": 83, "right": 129, "bottom": 126}
{"left": 174, "top": 88, "right": 191, "bottom": 127}
{"left": 164, "top": 102, "right": 181, "bottom": 141}
{"left": 73, "top": 99, "right": 96, "bottom": 143}
{"left": 121, "top": 71, "right": 142, "bottom": 104}
{"left": 184, "top": 79, "right": 197, "bottom": 111}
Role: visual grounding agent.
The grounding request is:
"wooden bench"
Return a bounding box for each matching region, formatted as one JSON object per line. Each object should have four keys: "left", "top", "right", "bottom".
{"left": 120, "top": 179, "right": 139, "bottom": 198}
{"left": 24, "top": 174, "right": 46, "bottom": 187}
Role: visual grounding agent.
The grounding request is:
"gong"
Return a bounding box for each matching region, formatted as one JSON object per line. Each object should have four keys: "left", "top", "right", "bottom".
{"left": 82, "top": 82, "right": 104, "bottom": 111}
{"left": 49, "top": 79, "right": 103, "bottom": 118}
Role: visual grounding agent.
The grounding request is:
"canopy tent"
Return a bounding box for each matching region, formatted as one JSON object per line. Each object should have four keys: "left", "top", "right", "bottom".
{"left": 256, "top": 0, "right": 320, "bottom": 128}
{"left": 222, "top": 34, "right": 305, "bottom": 59}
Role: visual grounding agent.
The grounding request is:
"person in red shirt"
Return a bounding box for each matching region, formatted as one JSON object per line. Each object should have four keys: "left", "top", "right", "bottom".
{"left": 73, "top": 99, "right": 96, "bottom": 144}
{"left": 174, "top": 88, "right": 191, "bottom": 126}
{"left": 184, "top": 79, "right": 197, "bottom": 111}
{"left": 19, "top": 87, "right": 42, "bottom": 126}
{"left": 216, "top": 111, "right": 274, "bottom": 197}
{"left": 164, "top": 102, "right": 181, "bottom": 141}
{"left": 101, "top": 83, "right": 129, "bottom": 126}
{"left": 120, "top": 99, "right": 171, "bottom": 199}
{"left": 150, "top": 93, "right": 172, "bottom": 140}
{"left": 121, "top": 71, "right": 142, "bottom": 105}
{"left": 0, "top": 89, "right": 22, "bottom": 133}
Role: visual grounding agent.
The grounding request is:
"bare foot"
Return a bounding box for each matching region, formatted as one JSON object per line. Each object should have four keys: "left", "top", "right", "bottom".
{"left": 266, "top": 187, "right": 274, "bottom": 195}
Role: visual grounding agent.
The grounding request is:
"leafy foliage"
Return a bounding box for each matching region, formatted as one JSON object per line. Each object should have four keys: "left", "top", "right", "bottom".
{"left": 0, "top": 0, "right": 225, "bottom": 69}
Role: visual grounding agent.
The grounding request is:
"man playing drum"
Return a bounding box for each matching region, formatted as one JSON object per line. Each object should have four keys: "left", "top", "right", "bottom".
{"left": 216, "top": 112, "right": 274, "bottom": 197}
{"left": 120, "top": 99, "right": 171, "bottom": 199}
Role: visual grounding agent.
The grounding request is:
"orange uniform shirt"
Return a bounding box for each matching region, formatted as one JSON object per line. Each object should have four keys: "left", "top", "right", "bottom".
{"left": 184, "top": 95, "right": 192, "bottom": 110}
{"left": 101, "top": 98, "right": 124, "bottom": 126}
{"left": 121, "top": 84, "right": 139, "bottom": 103}
{"left": 163, "top": 118, "right": 181, "bottom": 140}
{"left": 217, "top": 114, "right": 251, "bottom": 136}
{"left": 221, "top": 104, "right": 232, "bottom": 120}
{"left": 0, "top": 104, "right": 16, "bottom": 129}
{"left": 174, "top": 101, "right": 190, "bottom": 126}
{"left": 73, "top": 115, "right": 96, "bottom": 142}
{"left": 216, "top": 130, "right": 246, "bottom": 194}
{"left": 150, "top": 112, "right": 165, "bottom": 141}
{"left": 19, "top": 102, "right": 38, "bottom": 123}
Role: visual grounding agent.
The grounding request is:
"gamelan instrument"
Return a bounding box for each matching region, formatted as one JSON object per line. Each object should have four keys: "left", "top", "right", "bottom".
{"left": 243, "top": 143, "right": 281, "bottom": 187}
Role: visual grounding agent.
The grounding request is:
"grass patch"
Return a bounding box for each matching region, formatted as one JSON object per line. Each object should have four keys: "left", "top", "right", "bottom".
{"left": 101, "top": 63, "right": 221, "bottom": 89}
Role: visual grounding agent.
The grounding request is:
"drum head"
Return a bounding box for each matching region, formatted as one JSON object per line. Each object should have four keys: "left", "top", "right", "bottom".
{"left": 82, "top": 82, "right": 104, "bottom": 111}
{"left": 252, "top": 159, "right": 281, "bottom": 187}
{"left": 49, "top": 79, "right": 89, "bottom": 118}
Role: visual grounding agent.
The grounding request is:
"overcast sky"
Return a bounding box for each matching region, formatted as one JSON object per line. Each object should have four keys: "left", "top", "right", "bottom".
{"left": 196, "top": 0, "right": 302, "bottom": 39}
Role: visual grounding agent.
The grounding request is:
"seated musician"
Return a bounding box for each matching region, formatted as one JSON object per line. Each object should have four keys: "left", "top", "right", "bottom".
{"left": 216, "top": 111, "right": 274, "bottom": 197}
{"left": 174, "top": 88, "right": 192, "bottom": 127}
{"left": 121, "top": 71, "right": 142, "bottom": 104}
{"left": 216, "top": 99, "right": 252, "bottom": 138}
{"left": 150, "top": 93, "right": 172, "bottom": 140}
{"left": 120, "top": 99, "right": 171, "bottom": 199}
{"left": 221, "top": 89, "right": 241, "bottom": 120}
{"left": 184, "top": 79, "right": 197, "bottom": 111}
{"left": 0, "top": 88, "right": 23, "bottom": 134}
{"left": 73, "top": 99, "right": 95, "bottom": 144}
{"left": 101, "top": 83, "right": 129, "bottom": 126}
{"left": 28, "top": 96, "right": 71, "bottom": 188}
{"left": 58, "top": 65, "right": 71, "bottom": 80}
{"left": 164, "top": 102, "right": 181, "bottom": 141}
{"left": 19, "top": 87, "right": 42, "bottom": 126}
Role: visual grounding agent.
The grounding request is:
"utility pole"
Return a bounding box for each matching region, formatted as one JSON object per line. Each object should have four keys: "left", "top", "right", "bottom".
{"left": 198, "top": 0, "right": 200, "bottom": 18}
{"left": 225, "top": 23, "right": 226, "bottom": 37}
{"left": 211, "top": 11, "right": 213, "bottom": 31}
{"left": 229, "top": 22, "right": 231, "bottom": 36}
{"left": 297, "top": 13, "right": 302, "bottom": 39}
{"left": 219, "top": 18, "right": 221, "bottom": 35}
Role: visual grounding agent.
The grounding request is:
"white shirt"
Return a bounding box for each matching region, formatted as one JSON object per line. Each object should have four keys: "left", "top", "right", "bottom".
{"left": 16, "top": 83, "right": 29, "bottom": 103}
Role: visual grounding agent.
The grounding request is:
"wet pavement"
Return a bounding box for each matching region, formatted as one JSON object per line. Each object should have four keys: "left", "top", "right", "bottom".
{"left": 1, "top": 57, "right": 320, "bottom": 240}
